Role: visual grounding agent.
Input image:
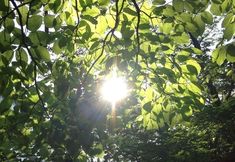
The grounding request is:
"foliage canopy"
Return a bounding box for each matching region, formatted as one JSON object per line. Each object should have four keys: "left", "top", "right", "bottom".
{"left": 0, "top": 0, "right": 235, "bottom": 161}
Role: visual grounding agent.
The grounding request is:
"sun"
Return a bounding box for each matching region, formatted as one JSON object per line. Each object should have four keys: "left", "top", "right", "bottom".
{"left": 100, "top": 70, "right": 128, "bottom": 104}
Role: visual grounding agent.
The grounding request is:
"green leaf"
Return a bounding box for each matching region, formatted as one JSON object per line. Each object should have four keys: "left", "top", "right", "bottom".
{"left": 173, "top": 0, "right": 184, "bottom": 12}
{"left": 82, "top": 15, "right": 98, "bottom": 25}
{"left": 90, "top": 41, "right": 100, "bottom": 51}
{"left": 1, "top": 50, "right": 13, "bottom": 66}
{"left": 181, "top": 106, "right": 192, "bottom": 117}
{"left": 173, "top": 32, "right": 190, "bottom": 44}
{"left": 58, "top": 36, "right": 67, "bottom": 48}
{"left": 222, "top": 13, "right": 233, "bottom": 28}
{"left": 193, "top": 15, "right": 205, "bottom": 35}
{"left": 123, "top": 8, "right": 136, "bottom": 16}
{"left": 37, "top": 31, "right": 51, "bottom": 46}
{"left": 221, "top": 0, "right": 232, "bottom": 13}
{"left": 226, "top": 43, "right": 235, "bottom": 62}
{"left": 79, "top": 0, "right": 86, "bottom": 8}
{"left": 54, "top": 15, "right": 63, "bottom": 30}
{"left": 0, "top": 0, "right": 9, "bottom": 11}
{"left": 211, "top": 0, "right": 223, "bottom": 4}
{"left": 160, "top": 22, "right": 173, "bottom": 34}
{"left": 29, "top": 32, "right": 40, "bottom": 45}
{"left": 170, "top": 114, "right": 182, "bottom": 126}
{"left": 4, "top": 18, "right": 15, "bottom": 32}
{"left": 210, "top": 3, "right": 222, "bottom": 16}
{"left": 212, "top": 47, "right": 219, "bottom": 62}
{"left": 201, "top": 11, "right": 213, "bottom": 24}
{"left": 44, "top": 15, "right": 55, "bottom": 28}
{"left": 186, "top": 60, "right": 201, "bottom": 75}
{"left": 52, "top": 40, "right": 62, "bottom": 54}
{"left": 186, "top": 65, "right": 198, "bottom": 75}
{"left": 185, "top": 22, "right": 197, "bottom": 33}
{"left": 86, "top": 0, "right": 93, "bottom": 6}
{"left": 28, "top": 15, "right": 42, "bottom": 31}
{"left": 223, "top": 23, "right": 235, "bottom": 40}
{"left": 153, "top": 0, "right": 166, "bottom": 5}
{"left": 139, "top": 23, "right": 151, "bottom": 30}
{"left": 64, "top": 11, "right": 76, "bottom": 26}
{"left": 16, "top": 48, "right": 28, "bottom": 65}
{"left": 152, "top": 104, "right": 162, "bottom": 115}
{"left": 29, "top": 94, "right": 39, "bottom": 103}
{"left": 189, "top": 82, "right": 201, "bottom": 95}
{"left": 49, "top": 0, "right": 63, "bottom": 13}
{"left": 177, "top": 13, "right": 192, "bottom": 23}
{"left": 184, "top": 2, "right": 194, "bottom": 12}
{"left": 213, "top": 46, "right": 226, "bottom": 65}
{"left": 98, "top": 0, "right": 109, "bottom": 6}
{"left": 163, "top": 6, "right": 174, "bottom": 17}
{"left": 35, "top": 46, "right": 50, "bottom": 62}
{"left": 159, "top": 67, "right": 176, "bottom": 83}
{"left": 83, "top": 6, "right": 100, "bottom": 17}
{"left": 0, "top": 98, "right": 12, "bottom": 114}
{"left": 96, "top": 16, "right": 108, "bottom": 33}
{"left": 191, "top": 48, "right": 203, "bottom": 55}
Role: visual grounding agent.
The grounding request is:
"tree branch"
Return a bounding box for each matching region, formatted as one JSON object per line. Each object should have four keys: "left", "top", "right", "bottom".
{"left": 131, "top": 0, "right": 140, "bottom": 64}
{"left": 189, "top": 31, "right": 221, "bottom": 106}
{"left": 188, "top": 32, "right": 201, "bottom": 49}
{"left": 83, "top": 0, "right": 125, "bottom": 84}
{"left": 0, "top": 1, "right": 31, "bottom": 24}
{"left": 10, "top": 0, "right": 48, "bottom": 114}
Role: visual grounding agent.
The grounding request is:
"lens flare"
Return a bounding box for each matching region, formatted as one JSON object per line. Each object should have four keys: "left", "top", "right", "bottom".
{"left": 100, "top": 73, "right": 128, "bottom": 104}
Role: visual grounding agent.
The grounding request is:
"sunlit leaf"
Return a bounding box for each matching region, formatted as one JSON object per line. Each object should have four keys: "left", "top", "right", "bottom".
{"left": 98, "top": 0, "right": 109, "bottom": 6}
{"left": 215, "top": 46, "right": 226, "bottom": 65}
{"left": 29, "top": 94, "right": 39, "bottom": 103}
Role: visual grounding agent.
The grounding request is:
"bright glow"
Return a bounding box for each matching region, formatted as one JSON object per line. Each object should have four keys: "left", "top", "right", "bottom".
{"left": 101, "top": 74, "right": 128, "bottom": 104}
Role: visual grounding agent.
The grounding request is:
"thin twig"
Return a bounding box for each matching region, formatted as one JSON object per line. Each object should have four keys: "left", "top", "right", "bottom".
{"left": 10, "top": 0, "right": 49, "bottom": 115}
{"left": 109, "top": 0, "right": 125, "bottom": 41}
{"left": 83, "top": 0, "right": 125, "bottom": 83}
{"left": 0, "top": 1, "right": 31, "bottom": 24}
{"left": 131, "top": 0, "right": 141, "bottom": 64}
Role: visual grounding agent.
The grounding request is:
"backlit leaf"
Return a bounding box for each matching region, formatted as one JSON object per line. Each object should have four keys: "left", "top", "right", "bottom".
{"left": 216, "top": 46, "right": 226, "bottom": 65}
{"left": 98, "top": 0, "right": 109, "bottom": 6}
